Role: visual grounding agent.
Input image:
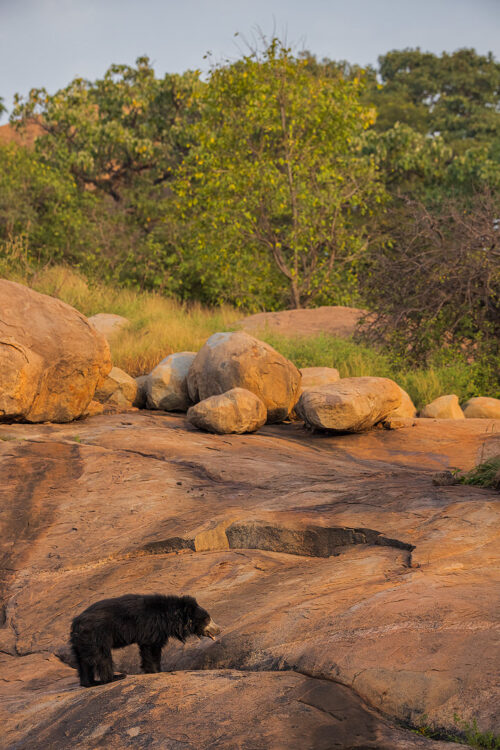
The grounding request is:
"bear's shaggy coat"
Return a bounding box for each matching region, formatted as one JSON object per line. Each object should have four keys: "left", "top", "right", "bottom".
{"left": 70, "top": 593, "right": 219, "bottom": 687}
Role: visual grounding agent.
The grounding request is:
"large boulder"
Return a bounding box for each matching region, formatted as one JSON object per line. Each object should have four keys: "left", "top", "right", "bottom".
{"left": 462, "top": 397, "right": 500, "bottom": 419}
{"left": 187, "top": 332, "right": 301, "bottom": 423}
{"left": 389, "top": 386, "right": 417, "bottom": 419}
{"left": 146, "top": 352, "right": 196, "bottom": 412}
{"left": 289, "top": 367, "right": 341, "bottom": 420}
{"left": 295, "top": 377, "right": 402, "bottom": 432}
{"left": 420, "top": 395, "right": 465, "bottom": 420}
{"left": 187, "top": 387, "right": 267, "bottom": 434}
{"left": 87, "top": 313, "right": 130, "bottom": 341}
{"left": 94, "top": 366, "right": 138, "bottom": 408}
{"left": 0, "top": 280, "right": 111, "bottom": 422}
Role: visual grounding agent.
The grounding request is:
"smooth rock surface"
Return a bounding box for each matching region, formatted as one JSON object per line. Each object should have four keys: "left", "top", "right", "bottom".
{"left": 88, "top": 313, "right": 130, "bottom": 340}
{"left": 299, "top": 366, "right": 340, "bottom": 389}
{"left": 94, "top": 366, "right": 138, "bottom": 408}
{"left": 238, "top": 306, "right": 367, "bottom": 339}
{"left": 0, "top": 659, "right": 466, "bottom": 750}
{"left": 187, "top": 387, "right": 267, "bottom": 434}
{"left": 463, "top": 397, "right": 500, "bottom": 420}
{"left": 0, "top": 279, "right": 111, "bottom": 422}
{"left": 420, "top": 395, "right": 465, "bottom": 420}
{"left": 0, "top": 414, "right": 498, "bottom": 745}
{"left": 390, "top": 386, "right": 417, "bottom": 418}
{"left": 146, "top": 352, "right": 196, "bottom": 412}
{"left": 296, "top": 376, "right": 402, "bottom": 432}
{"left": 187, "top": 332, "right": 301, "bottom": 423}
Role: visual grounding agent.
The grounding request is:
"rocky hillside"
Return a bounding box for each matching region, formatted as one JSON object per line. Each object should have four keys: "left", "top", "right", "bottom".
{"left": 1, "top": 412, "right": 498, "bottom": 748}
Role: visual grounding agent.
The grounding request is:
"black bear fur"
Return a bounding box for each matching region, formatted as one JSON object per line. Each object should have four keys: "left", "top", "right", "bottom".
{"left": 70, "top": 593, "right": 219, "bottom": 687}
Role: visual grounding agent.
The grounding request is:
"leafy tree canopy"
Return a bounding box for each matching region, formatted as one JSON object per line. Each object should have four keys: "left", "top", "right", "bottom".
{"left": 175, "top": 39, "right": 384, "bottom": 309}
{"left": 11, "top": 57, "right": 201, "bottom": 202}
{"left": 373, "top": 48, "right": 500, "bottom": 148}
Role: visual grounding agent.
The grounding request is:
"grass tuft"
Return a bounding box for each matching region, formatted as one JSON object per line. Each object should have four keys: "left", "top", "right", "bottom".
{"left": 455, "top": 456, "right": 500, "bottom": 489}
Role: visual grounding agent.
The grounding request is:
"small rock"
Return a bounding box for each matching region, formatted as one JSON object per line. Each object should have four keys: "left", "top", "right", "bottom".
{"left": 146, "top": 352, "right": 196, "bottom": 412}
{"left": 420, "top": 395, "right": 465, "bottom": 420}
{"left": 383, "top": 416, "right": 417, "bottom": 430}
{"left": 432, "top": 471, "right": 459, "bottom": 487}
{"left": 187, "top": 388, "right": 267, "bottom": 434}
{"left": 94, "top": 367, "right": 138, "bottom": 408}
{"left": 133, "top": 375, "right": 148, "bottom": 408}
{"left": 462, "top": 397, "right": 500, "bottom": 419}
{"left": 88, "top": 313, "right": 130, "bottom": 341}
{"left": 82, "top": 400, "right": 105, "bottom": 418}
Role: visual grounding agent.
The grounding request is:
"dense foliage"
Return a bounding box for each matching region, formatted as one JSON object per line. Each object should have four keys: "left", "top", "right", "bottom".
{"left": 1, "top": 42, "right": 499, "bottom": 388}
{"left": 175, "top": 41, "right": 382, "bottom": 309}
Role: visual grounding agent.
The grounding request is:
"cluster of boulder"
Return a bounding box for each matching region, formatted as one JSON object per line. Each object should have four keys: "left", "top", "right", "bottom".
{"left": 1, "top": 280, "right": 499, "bottom": 432}
{"left": 419, "top": 393, "right": 500, "bottom": 420}
{"left": 97, "top": 331, "right": 413, "bottom": 434}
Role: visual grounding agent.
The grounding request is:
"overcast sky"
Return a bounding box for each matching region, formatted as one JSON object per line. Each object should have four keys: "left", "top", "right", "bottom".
{"left": 1, "top": 0, "right": 499, "bottom": 119}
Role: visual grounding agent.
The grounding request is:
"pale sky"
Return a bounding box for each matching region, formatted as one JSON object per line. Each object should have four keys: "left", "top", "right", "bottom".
{"left": 1, "top": 0, "right": 499, "bottom": 119}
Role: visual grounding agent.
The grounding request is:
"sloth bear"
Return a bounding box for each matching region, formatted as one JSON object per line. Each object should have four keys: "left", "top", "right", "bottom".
{"left": 70, "top": 593, "right": 220, "bottom": 687}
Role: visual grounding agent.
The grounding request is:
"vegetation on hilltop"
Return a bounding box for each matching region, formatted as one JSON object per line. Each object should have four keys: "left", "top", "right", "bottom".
{"left": 1, "top": 41, "right": 499, "bottom": 393}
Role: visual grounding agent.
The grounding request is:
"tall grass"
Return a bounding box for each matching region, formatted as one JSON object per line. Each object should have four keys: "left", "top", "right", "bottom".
{"left": 2, "top": 258, "right": 496, "bottom": 407}
{"left": 260, "top": 332, "right": 498, "bottom": 408}
{"left": 4, "top": 264, "right": 240, "bottom": 375}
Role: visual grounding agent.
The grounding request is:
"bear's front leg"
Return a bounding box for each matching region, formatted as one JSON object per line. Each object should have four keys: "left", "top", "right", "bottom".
{"left": 139, "top": 644, "right": 162, "bottom": 673}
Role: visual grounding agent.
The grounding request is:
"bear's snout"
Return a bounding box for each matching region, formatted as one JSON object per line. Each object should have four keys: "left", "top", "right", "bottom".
{"left": 203, "top": 619, "right": 221, "bottom": 640}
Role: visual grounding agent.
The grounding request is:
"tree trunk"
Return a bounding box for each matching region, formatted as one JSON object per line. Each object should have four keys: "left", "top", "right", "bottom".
{"left": 290, "top": 279, "right": 301, "bottom": 309}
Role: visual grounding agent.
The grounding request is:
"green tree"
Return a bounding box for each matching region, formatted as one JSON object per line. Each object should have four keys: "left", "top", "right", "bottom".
{"left": 366, "top": 48, "right": 500, "bottom": 194}
{"left": 373, "top": 48, "right": 500, "bottom": 149}
{"left": 176, "top": 40, "right": 384, "bottom": 309}
{"left": 12, "top": 57, "right": 200, "bottom": 202}
{"left": 10, "top": 57, "right": 201, "bottom": 290}
{"left": 0, "top": 141, "right": 95, "bottom": 263}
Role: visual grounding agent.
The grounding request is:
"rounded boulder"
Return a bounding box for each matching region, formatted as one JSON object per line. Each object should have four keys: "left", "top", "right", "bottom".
{"left": 299, "top": 367, "right": 340, "bottom": 389}
{"left": 295, "top": 376, "right": 402, "bottom": 432}
{"left": 187, "top": 332, "right": 300, "bottom": 423}
{"left": 462, "top": 397, "right": 500, "bottom": 419}
{"left": 146, "top": 352, "right": 196, "bottom": 412}
{"left": 88, "top": 313, "right": 130, "bottom": 341}
{"left": 420, "top": 395, "right": 465, "bottom": 420}
{"left": 0, "top": 279, "right": 111, "bottom": 423}
{"left": 187, "top": 387, "right": 267, "bottom": 434}
{"left": 94, "top": 366, "right": 138, "bottom": 408}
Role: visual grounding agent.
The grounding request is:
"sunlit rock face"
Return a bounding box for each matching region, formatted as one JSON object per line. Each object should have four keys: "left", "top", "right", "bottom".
{"left": 0, "top": 279, "right": 111, "bottom": 422}
{"left": 187, "top": 331, "right": 301, "bottom": 423}
{"left": 295, "top": 376, "right": 402, "bottom": 432}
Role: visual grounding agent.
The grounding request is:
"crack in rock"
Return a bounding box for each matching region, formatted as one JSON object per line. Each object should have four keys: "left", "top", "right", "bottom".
{"left": 138, "top": 520, "right": 414, "bottom": 562}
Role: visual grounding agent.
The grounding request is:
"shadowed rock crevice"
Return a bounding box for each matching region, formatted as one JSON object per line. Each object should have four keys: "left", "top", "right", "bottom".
{"left": 225, "top": 521, "right": 414, "bottom": 558}
{"left": 137, "top": 520, "right": 414, "bottom": 562}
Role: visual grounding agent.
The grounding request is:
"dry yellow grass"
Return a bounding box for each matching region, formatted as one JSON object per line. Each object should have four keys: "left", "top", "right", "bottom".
{"left": 3, "top": 261, "right": 490, "bottom": 406}
{"left": 17, "top": 266, "right": 240, "bottom": 375}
